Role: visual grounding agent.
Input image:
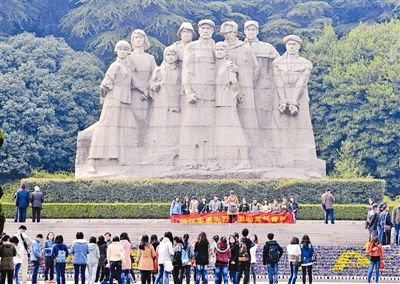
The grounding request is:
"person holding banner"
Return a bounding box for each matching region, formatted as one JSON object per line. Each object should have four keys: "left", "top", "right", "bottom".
{"left": 227, "top": 191, "right": 239, "bottom": 223}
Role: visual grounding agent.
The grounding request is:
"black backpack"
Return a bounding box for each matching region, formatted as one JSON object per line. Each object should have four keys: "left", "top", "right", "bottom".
{"left": 238, "top": 242, "right": 249, "bottom": 262}
{"left": 268, "top": 242, "right": 280, "bottom": 263}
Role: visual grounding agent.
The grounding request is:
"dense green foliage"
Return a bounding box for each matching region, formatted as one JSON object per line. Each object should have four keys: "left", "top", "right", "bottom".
{"left": 304, "top": 22, "right": 400, "bottom": 195}
{"left": 17, "top": 178, "right": 385, "bottom": 204}
{"left": 0, "top": 202, "right": 368, "bottom": 220}
{"left": 0, "top": 33, "right": 104, "bottom": 181}
{"left": 332, "top": 141, "right": 367, "bottom": 179}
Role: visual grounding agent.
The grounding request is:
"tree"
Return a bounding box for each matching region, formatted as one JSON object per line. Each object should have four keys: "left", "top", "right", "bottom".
{"left": 0, "top": 33, "right": 104, "bottom": 181}
{"left": 332, "top": 140, "right": 366, "bottom": 179}
{"left": 0, "top": 129, "right": 3, "bottom": 148}
{"left": 303, "top": 21, "right": 400, "bottom": 195}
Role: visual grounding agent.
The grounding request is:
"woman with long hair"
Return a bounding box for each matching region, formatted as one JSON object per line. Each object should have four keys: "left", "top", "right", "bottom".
{"left": 138, "top": 235, "right": 156, "bottom": 284}
{"left": 300, "top": 235, "right": 314, "bottom": 284}
{"left": 366, "top": 236, "right": 384, "bottom": 283}
{"left": 120, "top": 233, "right": 132, "bottom": 284}
{"left": 95, "top": 236, "right": 107, "bottom": 284}
{"left": 194, "top": 232, "right": 209, "bottom": 284}
{"left": 249, "top": 234, "right": 258, "bottom": 284}
{"left": 44, "top": 232, "right": 55, "bottom": 283}
{"left": 180, "top": 234, "right": 193, "bottom": 284}
{"left": 155, "top": 232, "right": 174, "bottom": 284}
{"left": 287, "top": 237, "right": 301, "bottom": 284}
{"left": 228, "top": 235, "right": 239, "bottom": 284}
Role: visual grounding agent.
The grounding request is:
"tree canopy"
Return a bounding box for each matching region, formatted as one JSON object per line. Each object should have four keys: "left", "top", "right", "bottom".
{"left": 304, "top": 21, "right": 400, "bottom": 195}
{"left": 0, "top": 33, "right": 104, "bottom": 181}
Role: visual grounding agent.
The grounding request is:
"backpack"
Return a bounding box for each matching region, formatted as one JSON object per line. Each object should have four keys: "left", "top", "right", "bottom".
{"left": 238, "top": 242, "right": 249, "bottom": 262}
{"left": 55, "top": 248, "right": 67, "bottom": 263}
{"left": 181, "top": 247, "right": 190, "bottom": 264}
{"left": 268, "top": 242, "right": 280, "bottom": 263}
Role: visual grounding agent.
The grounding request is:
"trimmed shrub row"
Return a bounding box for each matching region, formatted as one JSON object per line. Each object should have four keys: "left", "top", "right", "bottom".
{"left": 1, "top": 202, "right": 368, "bottom": 220}
{"left": 21, "top": 178, "right": 385, "bottom": 204}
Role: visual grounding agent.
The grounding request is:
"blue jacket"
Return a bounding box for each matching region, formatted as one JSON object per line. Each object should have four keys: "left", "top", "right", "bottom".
{"left": 52, "top": 243, "right": 69, "bottom": 262}
{"left": 300, "top": 244, "right": 315, "bottom": 265}
{"left": 71, "top": 239, "right": 89, "bottom": 264}
{"left": 30, "top": 238, "right": 42, "bottom": 261}
{"left": 16, "top": 189, "right": 30, "bottom": 208}
{"left": 44, "top": 240, "right": 54, "bottom": 257}
{"left": 170, "top": 201, "right": 182, "bottom": 215}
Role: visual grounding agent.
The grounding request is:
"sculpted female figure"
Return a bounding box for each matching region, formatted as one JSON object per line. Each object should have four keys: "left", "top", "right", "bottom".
{"left": 87, "top": 40, "right": 134, "bottom": 173}
{"left": 172, "top": 22, "right": 195, "bottom": 67}
{"left": 146, "top": 46, "right": 181, "bottom": 165}
{"left": 214, "top": 42, "right": 250, "bottom": 169}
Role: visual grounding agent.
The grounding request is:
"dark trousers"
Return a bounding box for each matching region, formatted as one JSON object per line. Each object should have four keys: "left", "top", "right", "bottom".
{"left": 96, "top": 264, "right": 108, "bottom": 283}
{"left": 74, "top": 264, "right": 86, "bottom": 284}
{"left": 18, "top": 207, "right": 27, "bottom": 222}
{"left": 382, "top": 229, "right": 391, "bottom": 246}
{"left": 172, "top": 266, "right": 182, "bottom": 284}
{"left": 301, "top": 265, "right": 312, "bottom": 284}
{"left": 395, "top": 224, "right": 400, "bottom": 246}
{"left": 32, "top": 261, "right": 40, "bottom": 284}
{"left": 140, "top": 270, "right": 151, "bottom": 284}
{"left": 229, "top": 215, "right": 237, "bottom": 223}
{"left": 55, "top": 263, "right": 66, "bottom": 284}
{"left": 109, "top": 261, "right": 121, "bottom": 284}
{"left": 32, "top": 207, "right": 41, "bottom": 222}
{"left": 0, "top": 270, "right": 13, "bottom": 284}
{"left": 180, "top": 265, "right": 191, "bottom": 284}
{"left": 238, "top": 261, "right": 250, "bottom": 284}
{"left": 45, "top": 256, "right": 55, "bottom": 280}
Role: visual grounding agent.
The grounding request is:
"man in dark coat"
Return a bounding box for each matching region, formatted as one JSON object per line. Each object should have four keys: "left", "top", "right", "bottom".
{"left": 15, "top": 184, "right": 30, "bottom": 222}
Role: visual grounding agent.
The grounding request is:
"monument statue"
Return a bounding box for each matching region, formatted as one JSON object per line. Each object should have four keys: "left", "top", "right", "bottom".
{"left": 272, "top": 35, "right": 325, "bottom": 178}
{"left": 243, "top": 20, "right": 279, "bottom": 147}
{"left": 75, "top": 20, "right": 326, "bottom": 179}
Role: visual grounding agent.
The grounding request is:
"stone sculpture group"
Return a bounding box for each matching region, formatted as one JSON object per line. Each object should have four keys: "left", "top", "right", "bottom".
{"left": 75, "top": 20, "right": 326, "bottom": 179}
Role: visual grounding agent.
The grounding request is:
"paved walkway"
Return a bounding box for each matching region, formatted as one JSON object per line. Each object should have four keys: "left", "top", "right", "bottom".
{"left": 4, "top": 219, "right": 368, "bottom": 245}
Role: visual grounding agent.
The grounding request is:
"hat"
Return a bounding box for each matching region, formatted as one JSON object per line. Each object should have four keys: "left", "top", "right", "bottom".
{"left": 177, "top": 22, "right": 195, "bottom": 36}
{"left": 283, "top": 34, "right": 303, "bottom": 45}
{"left": 244, "top": 20, "right": 259, "bottom": 29}
{"left": 34, "top": 186, "right": 40, "bottom": 192}
{"left": 220, "top": 21, "right": 238, "bottom": 33}
{"left": 198, "top": 19, "right": 215, "bottom": 29}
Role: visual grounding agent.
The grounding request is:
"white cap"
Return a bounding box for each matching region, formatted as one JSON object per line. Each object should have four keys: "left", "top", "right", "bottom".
{"left": 244, "top": 20, "right": 259, "bottom": 29}
{"left": 34, "top": 186, "right": 40, "bottom": 192}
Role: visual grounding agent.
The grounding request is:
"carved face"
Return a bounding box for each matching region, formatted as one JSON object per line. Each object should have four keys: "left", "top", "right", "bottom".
{"left": 222, "top": 25, "right": 237, "bottom": 44}
{"left": 180, "top": 29, "right": 194, "bottom": 43}
{"left": 164, "top": 50, "right": 177, "bottom": 64}
{"left": 286, "top": 40, "right": 301, "bottom": 55}
{"left": 132, "top": 33, "right": 145, "bottom": 48}
{"left": 215, "top": 45, "right": 227, "bottom": 59}
{"left": 198, "top": 24, "right": 214, "bottom": 40}
{"left": 244, "top": 25, "right": 259, "bottom": 40}
{"left": 117, "top": 46, "right": 130, "bottom": 59}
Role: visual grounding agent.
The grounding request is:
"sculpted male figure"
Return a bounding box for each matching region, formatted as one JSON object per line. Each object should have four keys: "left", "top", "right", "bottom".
{"left": 243, "top": 20, "right": 279, "bottom": 146}
{"left": 272, "top": 35, "right": 322, "bottom": 178}
{"left": 172, "top": 22, "right": 195, "bottom": 67}
{"left": 220, "top": 21, "right": 262, "bottom": 160}
{"left": 179, "top": 19, "right": 217, "bottom": 169}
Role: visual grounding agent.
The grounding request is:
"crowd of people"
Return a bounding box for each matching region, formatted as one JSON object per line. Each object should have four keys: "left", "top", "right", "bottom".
{"left": 0, "top": 225, "right": 321, "bottom": 284}
{"left": 169, "top": 190, "right": 299, "bottom": 222}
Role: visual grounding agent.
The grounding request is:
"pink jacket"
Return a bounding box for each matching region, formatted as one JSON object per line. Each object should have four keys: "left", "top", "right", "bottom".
{"left": 120, "top": 240, "right": 132, "bottom": 270}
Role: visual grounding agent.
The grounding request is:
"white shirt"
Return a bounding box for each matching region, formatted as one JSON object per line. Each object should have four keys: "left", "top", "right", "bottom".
{"left": 157, "top": 238, "right": 174, "bottom": 264}
{"left": 287, "top": 244, "right": 301, "bottom": 262}
{"left": 250, "top": 245, "right": 257, "bottom": 263}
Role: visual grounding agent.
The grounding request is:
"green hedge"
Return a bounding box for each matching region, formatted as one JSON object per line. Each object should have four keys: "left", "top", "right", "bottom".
{"left": 1, "top": 202, "right": 368, "bottom": 220}
{"left": 20, "top": 178, "right": 385, "bottom": 204}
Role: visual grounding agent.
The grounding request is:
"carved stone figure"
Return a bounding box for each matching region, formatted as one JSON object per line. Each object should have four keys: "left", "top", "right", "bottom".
{"left": 171, "top": 22, "right": 195, "bottom": 67}
{"left": 146, "top": 46, "right": 181, "bottom": 165}
{"left": 86, "top": 40, "right": 134, "bottom": 173}
{"left": 220, "top": 21, "right": 262, "bottom": 165}
{"left": 214, "top": 42, "right": 250, "bottom": 169}
{"left": 243, "top": 20, "right": 279, "bottom": 147}
{"left": 179, "top": 19, "right": 217, "bottom": 169}
{"left": 272, "top": 35, "right": 325, "bottom": 178}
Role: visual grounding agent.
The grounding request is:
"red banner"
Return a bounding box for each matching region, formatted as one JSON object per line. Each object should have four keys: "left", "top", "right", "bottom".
{"left": 170, "top": 211, "right": 294, "bottom": 224}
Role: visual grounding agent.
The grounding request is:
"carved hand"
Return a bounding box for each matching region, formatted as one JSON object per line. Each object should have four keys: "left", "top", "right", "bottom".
{"left": 150, "top": 83, "right": 160, "bottom": 92}
{"left": 237, "top": 95, "right": 244, "bottom": 104}
{"left": 278, "top": 101, "right": 288, "bottom": 113}
{"left": 140, "top": 94, "right": 149, "bottom": 101}
{"left": 188, "top": 92, "right": 199, "bottom": 104}
{"left": 230, "top": 82, "right": 240, "bottom": 93}
{"left": 289, "top": 104, "right": 299, "bottom": 115}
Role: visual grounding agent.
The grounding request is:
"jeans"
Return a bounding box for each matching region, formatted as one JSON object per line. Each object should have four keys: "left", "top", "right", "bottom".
{"left": 74, "top": 264, "right": 87, "bottom": 284}
{"left": 382, "top": 229, "right": 391, "bottom": 246}
{"left": 18, "top": 207, "right": 27, "bottom": 222}
{"left": 45, "top": 256, "right": 55, "bottom": 280}
{"left": 87, "top": 264, "right": 98, "bottom": 284}
{"left": 288, "top": 262, "right": 298, "bottom": 284}
{"left": 377, "top": 226, "right": 383, "bottom": 243}
{"left": 238, "top": 261, "right": 250, "bottom": 284}
{"left": 32, "top": 261, "right": 40, "bottom": 284}
{"left": 195, "top": 265, "right": 208, "bottom": 284}
{"left": 14, "top": 207, "right": 19, "bottom": 222}
{"left": 324, "top": 208, "right": 334, "bottom": 224}
{"left": 229, "top": 270, "right": 238, "bottom": 284}
{"left": 121, "top": 269, "right": 131, "bottom": 284}
{"left": 266, "top": 264, "right": 279, "bottom": 284}
{"left": 214, "top": 265, "right": 228, "bottom": 284}
{"left": 32, "top": 207, "right": 41, "bottom": 222}
{"left": 109, "top": 261, "right": 122, "bottom": 284}
{"left": 250, "top": 263, "right": 256, "bottom": 284}
{"left": 14, "top": 263, "right": 21, "bottom": 284}
{"left": 395, "top": 224, "right": 400, "bottom": 246}
{"left": 179, "top": 265, "right": 191, "bottom": 284}
{"left": 56, "top": 263, "right": 66, "bottom": 284}
{"left": 367, "top": 261, "right": 380, "bottom": 283}
{"left": 155, "top": 264, "right": 170, "bottom": 284}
